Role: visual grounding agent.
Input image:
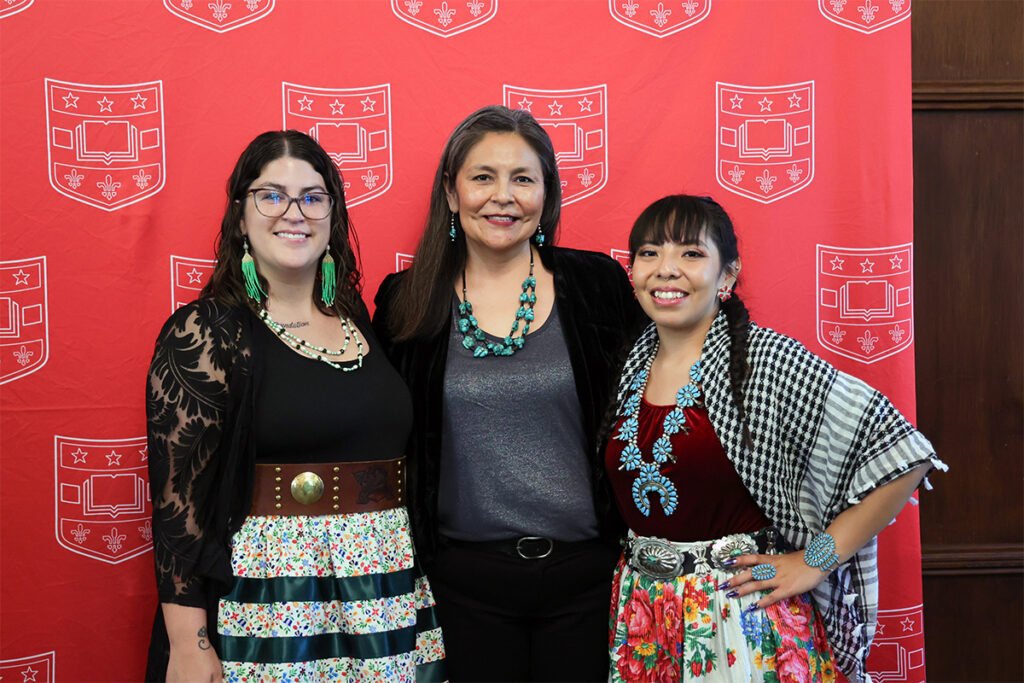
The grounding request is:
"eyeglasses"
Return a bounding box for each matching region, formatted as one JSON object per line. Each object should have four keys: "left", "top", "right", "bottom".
{"left": 247, "top": 189, "right": 334, "bottom": 220}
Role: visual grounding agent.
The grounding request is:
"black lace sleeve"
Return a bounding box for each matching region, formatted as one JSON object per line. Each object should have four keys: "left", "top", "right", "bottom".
{"left": 146, "top": 301, "right": 247, "bottom": 606}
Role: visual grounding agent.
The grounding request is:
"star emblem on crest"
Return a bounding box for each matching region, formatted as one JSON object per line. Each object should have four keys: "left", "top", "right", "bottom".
{"left": 360, "top": 96, "right": 376, "bottom": 111}
{"left": 788, "top": 92, "right": 802, "bottom": 108}
{"left": 139, "top": 446, "right": 149, "bottom": 460}
{"left": 97, "top": 96, "right": 114, "bottom": 112}
{"left": 830, "top": 256, "right": 845, "bottom": 271}
{"left": 860, "top": 258, "right": 875, "bottom": 273}
{"left": 730, "top": 93, "right": 743, "bottom": 109}
{"left": 21, "top": 666, "right": 39, "bottom": 682}
{"left": 13, "top": 269, "right": 30, "bottom": 285}
{"left": 71, "top": 448, "right": 88, "bottom": 463}
{"left": 297, "top": 96, "right": 313, "bottom": 111}
{"left": 548, "top": 101, "right": 563, "bottom": 115}
{"left": 186, "top": 268, "right": 203, "bottom": 283}
{"left": 578, "top": 96, "right": 592, "bottom": 112}
{"left": 901, "top": 616, "right": 915, "bottom": 631}
{"left": 63, "top": 92, "right": 80, "bottom": 108}
{"left": 889, "top": 254, "right": 903, "bottom": 270}
{"left": 875, "top": 620, "right": 885, "bottom": 635}
{"left": 130, "top": 93, "right": 148, "bottom": 109}
{"left": 516, "top": 97, "right": 532, "bottom": 111}
{"left": 106, "top": 450, "right": 123, "bottom": 466}
{"left": 329, "top": 99, "right": 345, "bottom": 115}
{"left": 758, "top": 97, "right": 773, "bottom": 112}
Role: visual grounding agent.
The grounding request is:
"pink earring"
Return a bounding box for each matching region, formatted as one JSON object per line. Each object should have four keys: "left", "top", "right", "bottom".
{"left": 717, "top": 286, "right": 733, "bottom": 302}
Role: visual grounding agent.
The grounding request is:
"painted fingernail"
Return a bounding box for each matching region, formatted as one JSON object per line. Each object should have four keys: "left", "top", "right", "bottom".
{"left": 716, "top": 581, "right": 729, "bottom": 590}
{"left": 726, "top": 590, "right": 739, "bottom": 599}
{"left": 745, "top": 602, "right": 759, "bottom": 612}
{"left": 722, "top": 558, "right": 737, "bottom": 567}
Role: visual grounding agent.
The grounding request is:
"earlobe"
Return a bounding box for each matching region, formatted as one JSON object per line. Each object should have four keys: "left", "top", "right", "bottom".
{"left": 443, "top": 175, "right": 460, "bottom": 213}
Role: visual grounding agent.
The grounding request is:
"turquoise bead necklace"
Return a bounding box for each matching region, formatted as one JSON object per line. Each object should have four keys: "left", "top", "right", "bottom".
{"left": 457, "top": 248, "right": 537, "bottom": 358}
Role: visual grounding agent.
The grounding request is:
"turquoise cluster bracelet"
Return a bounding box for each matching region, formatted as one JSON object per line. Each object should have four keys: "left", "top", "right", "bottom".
{"left": 803, "top": 532, "right": 839, "bottom": 571}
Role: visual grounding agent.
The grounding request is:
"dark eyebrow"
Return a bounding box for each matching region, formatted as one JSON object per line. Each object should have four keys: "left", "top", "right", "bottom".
{"left": 253, "top": 182, "right": 328, "bottom": 193}
{"left": 466, "top": 164, "right": 538, "bottom": 176}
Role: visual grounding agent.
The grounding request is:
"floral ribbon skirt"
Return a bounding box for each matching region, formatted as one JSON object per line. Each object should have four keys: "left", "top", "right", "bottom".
{"left": 217, "top": 507, "right": 446, "bottom": 682}
{"left": 609, "top": 535, "right": 837, "bottom": 682}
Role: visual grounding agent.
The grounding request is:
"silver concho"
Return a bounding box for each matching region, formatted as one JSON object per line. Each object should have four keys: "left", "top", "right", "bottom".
{"left": 633, "top": 538, "right": 683, "bottom": 579}
{"left": 710, "top": 534, "right": 757, "bottom": 569}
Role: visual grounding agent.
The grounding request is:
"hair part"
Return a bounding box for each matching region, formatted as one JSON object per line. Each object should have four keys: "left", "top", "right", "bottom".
{"left": 387, "top": 105, "right": 562, "bottom": 342}
{"left": 201, "top": 130, "right": 362, "bottom": 318}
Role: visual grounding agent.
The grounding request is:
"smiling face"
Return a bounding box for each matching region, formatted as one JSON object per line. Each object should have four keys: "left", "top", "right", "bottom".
{"left": 631, "top": 234, "right": 738, "bottom": 336}
{"left": 445, "top": 132, "right": 546, "bottom": 257}
{"left": 241, "top": 155, "right": 331, "bottom": 286}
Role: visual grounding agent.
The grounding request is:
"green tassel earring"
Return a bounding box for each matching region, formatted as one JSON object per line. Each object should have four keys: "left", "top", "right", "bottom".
{"left": 241, "top": 236, "right": 266, "bottom": 301}
{"left": 320, "top": 247, "right": 336, "bottom": 306}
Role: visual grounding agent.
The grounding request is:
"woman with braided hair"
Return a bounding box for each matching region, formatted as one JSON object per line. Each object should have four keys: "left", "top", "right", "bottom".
{"left": 604, "top": 194, "right": 945, "bottom": 682}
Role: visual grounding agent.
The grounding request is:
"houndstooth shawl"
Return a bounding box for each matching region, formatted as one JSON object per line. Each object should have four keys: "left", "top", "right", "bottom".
{"left": 615, "top": 314, "right": 945, "bottom": 683}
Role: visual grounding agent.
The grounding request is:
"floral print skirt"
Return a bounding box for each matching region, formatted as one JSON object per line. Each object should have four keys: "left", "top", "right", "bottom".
{"left": 217, "top": 506, "right": 446, "bottom": 682}
{"left": 609, "top": 532, "right": 837, "bottom": 682}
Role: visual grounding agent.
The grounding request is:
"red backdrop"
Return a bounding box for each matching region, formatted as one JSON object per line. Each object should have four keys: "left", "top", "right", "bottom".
{"left": 0, "top": 1, "right": 926, "bottom": 681}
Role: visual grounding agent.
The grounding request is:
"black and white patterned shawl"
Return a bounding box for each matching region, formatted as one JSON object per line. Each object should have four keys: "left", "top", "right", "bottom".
{"left": 615, "top": 314, "right": 945, "bottom": 683}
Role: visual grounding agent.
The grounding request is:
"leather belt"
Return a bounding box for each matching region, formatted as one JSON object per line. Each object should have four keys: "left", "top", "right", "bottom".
{"left": 250, "top": 457, "right": 405, "bottom": 516}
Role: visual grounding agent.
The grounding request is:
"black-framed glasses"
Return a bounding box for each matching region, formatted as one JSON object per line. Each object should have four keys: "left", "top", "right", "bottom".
{"left": 248, "top": 189, "right": 334, "bottom": 220}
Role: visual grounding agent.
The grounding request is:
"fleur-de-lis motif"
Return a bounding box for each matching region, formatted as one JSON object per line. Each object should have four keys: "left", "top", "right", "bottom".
{"left": 209, "top": 0, "right": 231, "bottom": 21}
{"left": 889, "top": 323, "right": 905, "bottom": 343}
{"left": 466, "top": 0, "right": 483, "bottom": 17}
{"left": 578, "top": 168, "right": 595, "bottom": 188}
{"left": 858, "top": 0, "right": 878, "bottom": 22}
{"left": 828, "top": 326, "right": 846, "bottom": 344}
{"left": 829, "top": 0, "right": 846, "bottom": 13}
{"left": 728, "top": 165, "right": 745, "bottom": 184}
{"left": 756, "top": 169, "right": 777, "bottom": 194}
{"left": 133, "top": 168, "right": 152, "bottom": 189}
{"left": 97, "top": 174, "right": 121, "bottom": 200}
{"left": 71, "top": 523, "right": 91, "bottom": 544}
{"left": 889, "top": 0, "right": 905, "bottom": 11}
{"left": 14, "top": 345, "right": 33, "bottom": 366}
{"left": 681, "top": 0, "right": 699, "bottom": 17}
{"left": 180, "top": 0, "right": 193, "bottom": 8}
{"left": 103, "top": 527, "right": 127, "bottom": 554}
{"left": 786, "top": 164, "right": 804, "bottom": 182}
{"left": 650, "top": 2, "right": 672, "bottom": 27}
{"left": 404, "top": 0, "right": 423, "bottom": 14}
{"left": 621, "top": 0, "right": 639, "bottom": 17}
{"left": 434, "top": 1, "right": 455, "bottom": 26}
{"left": 64, "top": 168, "right": 84, "bottom": 189}
{"left": 362, "top": 169, "right": 379, "bottom": 189}
{"left": 138, "top": 520, "right": 153, "bottom": 541}
{"left": 245, "top": 0, "right": 258, "bottom": 9}
{"left": 858, "top": 330, "right": 878, "bottom": 353}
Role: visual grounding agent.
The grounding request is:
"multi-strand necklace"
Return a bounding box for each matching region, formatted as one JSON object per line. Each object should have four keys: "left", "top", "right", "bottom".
{"left": 614, "top": 342, "right": 703, "bottom": 516}
{"left": 457, "top": 249, "right": 537, "bottom": 358}
{"left": 259, "top": 308, "right": 364, "bottom": 371}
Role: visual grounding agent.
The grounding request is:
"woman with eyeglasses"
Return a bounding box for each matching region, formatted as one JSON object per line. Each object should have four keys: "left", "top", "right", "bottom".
{"left": 144, "top": 130, "right": 445, "bottom": 682}
{"left": 373, "top": 106, "right": 645, "bottom": 681}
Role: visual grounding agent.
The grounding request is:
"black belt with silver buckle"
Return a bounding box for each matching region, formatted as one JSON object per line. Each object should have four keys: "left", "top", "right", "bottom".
{"left": 441, "top": 535, "right": 560, "bottom": 560}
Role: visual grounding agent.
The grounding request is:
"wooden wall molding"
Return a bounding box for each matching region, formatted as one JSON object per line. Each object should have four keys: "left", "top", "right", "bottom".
{"left": 921, "top": 543, "right": 1024, "bottom": 575}
{"left": 913, "top": 80, "right": 1024, "bottom": 110}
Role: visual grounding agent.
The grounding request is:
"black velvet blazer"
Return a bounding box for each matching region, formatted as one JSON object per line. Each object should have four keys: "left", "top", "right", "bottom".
{"left": 372, "top": 246, "right": 645, "bottom": 562}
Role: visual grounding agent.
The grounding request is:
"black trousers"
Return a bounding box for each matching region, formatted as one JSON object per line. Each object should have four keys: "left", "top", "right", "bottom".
{"left": 426, "top": 537, "right": 619, "bottom": 682}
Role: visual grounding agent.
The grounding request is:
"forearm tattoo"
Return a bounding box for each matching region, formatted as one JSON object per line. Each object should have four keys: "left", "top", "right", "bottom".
{"left": 197, "top": 626, "right": 210, "bottom": 650}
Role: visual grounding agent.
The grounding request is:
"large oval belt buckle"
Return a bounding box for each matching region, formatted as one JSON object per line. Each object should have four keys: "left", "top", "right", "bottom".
{"left": 710, "top": 534, "right": 756, "bottom": 569}
{"left": 634, "top": 538, "right": 683, "bottom": 579}
{"left": 291, "top": 472, "right": 325, "bottom": 505}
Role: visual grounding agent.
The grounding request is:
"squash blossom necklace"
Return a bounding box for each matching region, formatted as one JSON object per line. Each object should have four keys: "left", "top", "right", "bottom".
{"left": 614, "top": 341, "right": 703, "bottom": 516}
{"left": 458, "top": 248, "right": 537, "bottom": 357}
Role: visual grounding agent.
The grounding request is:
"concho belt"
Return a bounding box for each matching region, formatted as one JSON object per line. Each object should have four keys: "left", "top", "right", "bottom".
{"left": 624, "top": 529, "right": 778, "bottom": 579}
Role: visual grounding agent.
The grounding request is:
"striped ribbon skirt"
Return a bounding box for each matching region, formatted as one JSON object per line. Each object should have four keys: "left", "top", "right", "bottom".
{"left": 217, "top": 506, "right": 446, "bottom": 682}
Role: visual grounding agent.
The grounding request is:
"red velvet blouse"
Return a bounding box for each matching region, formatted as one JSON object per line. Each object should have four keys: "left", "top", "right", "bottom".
{"left": 604, "top": 398, "right": 770, "bottom": 542}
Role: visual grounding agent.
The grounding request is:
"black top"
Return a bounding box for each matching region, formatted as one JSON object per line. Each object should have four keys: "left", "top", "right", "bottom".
{"left": 253, "top": 320, "right": 411, "bottom": 463}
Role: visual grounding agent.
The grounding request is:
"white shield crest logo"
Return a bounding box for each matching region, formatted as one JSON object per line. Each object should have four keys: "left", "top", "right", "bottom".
{"left": 816, "top": 243, "right": 914, "bottom": 364}
{"left": 0, "top": 0, "right": 34, "bottom": 20}
{"left": 170, "top": 255, "right": 215, "bottom": 311}
{"left": 609, "top": 0, "right": 710, "bottom": 37}
{"left": 391, "top": 0, "right": 497, "bottom": 37}
{"left": 163, "top": 0, "right": 274, "bottom": 32}
{"left": 283, "top": 82, "right": 393, "bottom": 207}
{"left": 505, "top": 84, "right": 608, "bottom": 206}
{"left": 45, "top": 79, "right": 166, "bottom": 211}
{"left": 0, "top": 257, "right": 48, "bottom": 385}
{"left": 610, "top": 249, "right": 633, "bottom": 279}
{"left": 867, "top": 604, "right": 925, "bottom": 680}
{"left": 0, "top": 652, "right": 55, "bottom": 683}
{"left": 54, "top": 435, "right": 152, "bottom": 564}
{"left": 819, "top": 0, "right": 910, "bottom": 34}
{"left": 716, "top": 81, "right": 814, "bottom": 204}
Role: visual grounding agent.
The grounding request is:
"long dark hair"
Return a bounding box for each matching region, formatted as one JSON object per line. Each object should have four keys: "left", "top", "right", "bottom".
{"left": 629, "top": 195, "right": 752, "bottom": 432}
{"left": 387, "top": 105, "right": 562, "bottom": 341}
{"left": 201, "top": 130, "right": 362, "bottom": 318}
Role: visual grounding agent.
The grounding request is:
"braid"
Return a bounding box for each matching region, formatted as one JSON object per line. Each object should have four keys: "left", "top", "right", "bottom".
{"left": 721, "top": 292, "right": 752, "bottom": 448}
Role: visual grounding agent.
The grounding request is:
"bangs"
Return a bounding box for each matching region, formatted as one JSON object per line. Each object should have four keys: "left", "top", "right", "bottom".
{"left": 628, "top": 196, "right": 711, "bottom": 257}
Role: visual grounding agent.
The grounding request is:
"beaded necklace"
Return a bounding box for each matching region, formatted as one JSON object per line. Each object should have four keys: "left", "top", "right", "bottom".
{"left": 457, "top": 248, "right": 537, "bottom": 358}
{"left": 613, "top": 341, "right": 703, "bottom": 516}
{"left": 259, "top": 308, "right": 364, "bottom": 371}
